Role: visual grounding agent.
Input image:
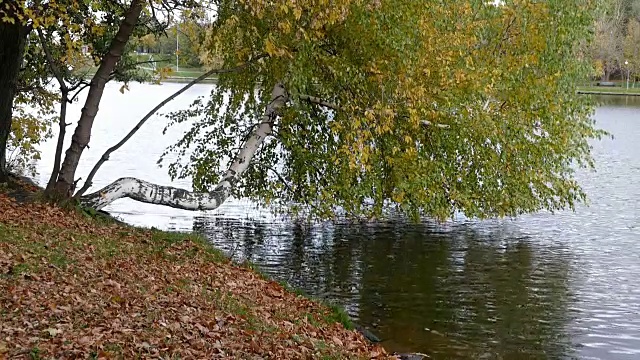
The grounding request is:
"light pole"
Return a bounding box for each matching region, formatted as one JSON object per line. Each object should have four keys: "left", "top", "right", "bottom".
{"left": 176, "top": 23, "right": 179, "bottom": 72}
{"left": 625, "top": 60, "right": 629, "bottom": 89}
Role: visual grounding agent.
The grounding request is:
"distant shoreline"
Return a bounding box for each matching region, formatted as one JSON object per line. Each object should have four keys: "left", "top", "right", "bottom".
{"left": 156, "top": 76, "right": 218, "bottom": 84}
{"left": 577, "top": 86, "right": 640, "bottom": 96}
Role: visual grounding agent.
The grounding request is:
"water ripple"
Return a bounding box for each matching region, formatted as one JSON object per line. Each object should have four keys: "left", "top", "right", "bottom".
{"left": 33, "top": 87, "right": 640, "bottom": 359}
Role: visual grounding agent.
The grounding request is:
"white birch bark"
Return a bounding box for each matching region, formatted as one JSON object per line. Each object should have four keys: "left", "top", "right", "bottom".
{"left": 80, "top": 82, "right": 288, "bottom": 210}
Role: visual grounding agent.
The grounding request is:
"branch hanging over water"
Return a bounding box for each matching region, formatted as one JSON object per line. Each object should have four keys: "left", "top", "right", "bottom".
{"left": 74, "top": 55, "right": 267, "bottom": 199}
{"left": 79, "top": 177, "right": 229, "bottom": 210}
{"left": 79, "top": 82, "right": 288, "bottom": 210}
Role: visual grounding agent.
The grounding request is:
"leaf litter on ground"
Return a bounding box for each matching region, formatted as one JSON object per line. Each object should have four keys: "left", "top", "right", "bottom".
{"left": 0, "top": 190, "right": 397, "bottom": 359}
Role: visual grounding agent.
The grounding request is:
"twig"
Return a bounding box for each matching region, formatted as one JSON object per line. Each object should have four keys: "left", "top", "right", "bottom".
{"left": 37, "top": 29, "right": 68, "bottom": 92}
{"left": 69, "top": 83, "right": 91, "bottom": 103}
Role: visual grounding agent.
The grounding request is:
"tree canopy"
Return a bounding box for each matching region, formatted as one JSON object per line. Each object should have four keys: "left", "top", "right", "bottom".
{"left": 0, "top": 0, "right": 604, "bottom": 223}
{"left": 160, "top": 0, "right": 602, "bottom": 221}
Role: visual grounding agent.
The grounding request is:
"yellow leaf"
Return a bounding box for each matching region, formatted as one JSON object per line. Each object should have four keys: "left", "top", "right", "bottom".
{"left": 265, "top": 37, "right": 277, "bottom": 56}
{"left": 293, "top": 7, "right": 302, "bottom": 20}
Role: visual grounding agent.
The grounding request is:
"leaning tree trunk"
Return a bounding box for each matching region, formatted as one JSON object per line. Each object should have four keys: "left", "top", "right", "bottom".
{"left": 0, "top": 19, "right": 30, "bottom": 181}
{"left": 71, "top": 56, "right": 269, "bottom": 199}
{"left": 51, "top": 0, "right": 143, "bottom": 197}
{"left": 80, "top": 83, "right": 288, "bottom": 210}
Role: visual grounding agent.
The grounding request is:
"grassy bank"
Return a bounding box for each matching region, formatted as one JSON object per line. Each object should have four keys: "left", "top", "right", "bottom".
{"left": 72, "top": 55, "right": 216, "bottom": 84}
{"left": 577, "top": 86, "right": 640, "bottom": 96}
{"left": 0, "top": 179, "right": 391, "bottom": 359}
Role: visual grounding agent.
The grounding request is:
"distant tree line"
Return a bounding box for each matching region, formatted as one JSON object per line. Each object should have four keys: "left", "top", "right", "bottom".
{"left": 590, "top": 0, "right": 640, "bottom": 82}
{"left": 132, "top": 17, "right": 207, "bottom": 68}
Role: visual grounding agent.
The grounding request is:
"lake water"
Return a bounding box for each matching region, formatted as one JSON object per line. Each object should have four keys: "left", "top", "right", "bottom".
{"left": 35, "top": 83, "right": 640, "bottom": 359}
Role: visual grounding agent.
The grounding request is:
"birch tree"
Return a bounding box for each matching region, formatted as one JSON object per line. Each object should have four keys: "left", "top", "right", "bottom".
{"left": 39, "top": 0, "right": 203, "bottom": 198}
{"left": 80, "top": 0, "right": 604, "bottom": 221}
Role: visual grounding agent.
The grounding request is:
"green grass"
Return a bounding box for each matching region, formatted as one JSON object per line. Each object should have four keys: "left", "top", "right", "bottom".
{"left": 0, "top": 224, "right": 74, "bottom": 277}
{"left": 133, "top": 53, "right": 214, "bottom": 80}
{"left": 168, "top": 68, "right": 207, "bottom": 78}
{"left": 241, "top": 262, "right": 355, "bottom": 330}
{"left": 577, "top": 85, "right": 640, "bottom": 95}
{"left": 323, "top": 302, "right": 354, "bottom": 330}
{"left": 278, "top": 280, "right": 354, "bottom": 330}
{"left": 70, "top": 53, "right": 214, "bottom": 82}
{"left": 143, "top": 228, "right": 226, "bottom": 263}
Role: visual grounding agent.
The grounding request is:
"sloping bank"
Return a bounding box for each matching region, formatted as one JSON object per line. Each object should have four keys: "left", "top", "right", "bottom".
{"left": 0, "top": 178, "right": 399, "bottom": 359}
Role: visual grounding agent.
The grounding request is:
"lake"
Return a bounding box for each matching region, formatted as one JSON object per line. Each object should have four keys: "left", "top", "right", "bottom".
{"left": 35, "top": 83, "right": 640, "bottom": 359}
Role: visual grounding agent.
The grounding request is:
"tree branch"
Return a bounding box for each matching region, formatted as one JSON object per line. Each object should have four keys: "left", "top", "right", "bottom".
{"left": 46, "top": 91, "right": 69, "bottom": 191}
{"left": 74, "top": 55, "right": 267, "bottom": 198}
{"left": 68, "top": 79, "right": 90, "bottom": 93}
{"left": 69, "top": 83, "right": 91, "bottom": 103}
{"left": 79, "top": 81, "right": 288, "bottom": 210}
{"left": 37, "top": 28, "right": 72, "bottom": 190}
{"left": 297, "top": 94, "right": 340, "bottom": 110}
{"left": 36, "top": 29, "right": 68, "bottom": 92}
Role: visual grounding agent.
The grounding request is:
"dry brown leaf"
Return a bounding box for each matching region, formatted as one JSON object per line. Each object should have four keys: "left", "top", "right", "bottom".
{"left": 0, "top": 191, "right": 394, "bottom": 359}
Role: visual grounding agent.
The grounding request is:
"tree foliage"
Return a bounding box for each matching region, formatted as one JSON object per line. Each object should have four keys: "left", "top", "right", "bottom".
{"left": 162, "top": 0, "right": 603, "bottom": 221}
{"left": 0, "top": 0, "right": 160, "bottom": 180}
{"left": 591, "top": 0, "right": 640, "bottom": 80}
{"left": 132, "top": 17, "right": 208, "bottom": 68}
{"left": 624, "top": 18, "right": 640, "bottom": 77}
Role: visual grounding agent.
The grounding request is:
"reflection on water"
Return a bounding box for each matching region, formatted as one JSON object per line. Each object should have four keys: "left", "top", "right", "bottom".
{"left": 35, "top": 87, "right": 640, "bottom": 359}
{"left": 194, "top": 218, "right": 576, "bottom": 359}
{"left": 591, "top": 94, "right": 640, "bottom": 108}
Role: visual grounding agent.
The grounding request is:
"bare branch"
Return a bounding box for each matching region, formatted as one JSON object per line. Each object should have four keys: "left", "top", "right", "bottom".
{"left": 69, "top": 83, "right": 91, "bottom": 103}
{"left": 45, "top": 92, "right": 69, "bottom": 191}
{"left": 68, "top": 79, "right": 90, "bottom": 93}
{"left": 74, "top": 55, "right": 267, "bottom": 198}
{"left": 36, "top": 29, "right": 68, "bottom": 92}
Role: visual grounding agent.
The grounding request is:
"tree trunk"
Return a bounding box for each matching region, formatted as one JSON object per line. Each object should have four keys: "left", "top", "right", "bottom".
{"left": 51, "top": 0, "right": 143, "bottom": 197}
{"left": 72, "top": 56, "right": 268, "bottom": 199}
{"left": 0, "top": 20, "right": 29, "bottom": 181}
{"left": 80, "top": 83, "right": 288, "bottom": 210}
{"left": 46, "top": 91, "right": 68, "bottom": 191}
{"left": 37, "top": 28, "right": 70, "bottom": 192}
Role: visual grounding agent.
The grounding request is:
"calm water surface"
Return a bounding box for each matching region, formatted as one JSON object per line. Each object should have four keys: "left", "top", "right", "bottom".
{"left": 36, "top": 84, "right": 640, "bottom": 359}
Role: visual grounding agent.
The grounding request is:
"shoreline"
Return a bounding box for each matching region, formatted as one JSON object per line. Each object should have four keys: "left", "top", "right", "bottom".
{"left": 159, "top": 76, "right": 218, "bottom": 84}
{"left": 577, "top": 86, "right": 640, "bottom": 96}
{"left": 577, "top": 90, "right": 640, "bottom": 96}
{"left": 0, "top": 175, "right": 425, "bottom": 359}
